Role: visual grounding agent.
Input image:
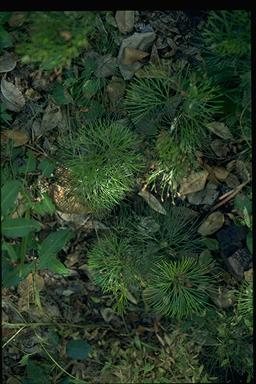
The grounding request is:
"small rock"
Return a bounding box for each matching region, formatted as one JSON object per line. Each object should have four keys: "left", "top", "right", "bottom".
{"left": 217, "top": 224, "right": 247, "bottom": 258}
{"left": 226, "top": 248, "right": 251, "bottom": 281}
{"left": 198, "top": 211, "right": 224, "bottom": 236}
{"left": 187, "top": 182, "right": 219, "bottom": 205}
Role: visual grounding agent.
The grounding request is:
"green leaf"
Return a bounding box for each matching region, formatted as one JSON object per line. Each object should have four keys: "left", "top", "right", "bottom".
{"left": 246, "top": 231, "right": 252, "bottom": 254}
{"left": 0, "top": 26, "right": 13, "bottom": 50}
{"left": 38, "top": 159, "right": 56, "bottom": 177}
{"left": 1, "top": 179, "right": 22, "bottom": 216}
{"left": 66, "top": 340, "right": 91, "bottom": 360}
{"left": 2, "top": 241, "right": 18, "bottom": 262}
{"left": 33, "top": 193, "right": 56, "bottom": 216}
{"left": 2, "top": 218, "right": 42, "bottom": 238}
{"left": 201, "top": 237, "right": 219, "bottom": 251}
{"left": 234, "top": 193, "right": 252, "bottom": 216}
{"left": 38, "top": 229, "right": 74, "bottom": 271}
{"left": 19, "top": 151, "right": 37, "bottom": 174}
{"left": 52, "top": 82, "right": 72, "bottom": 105}
{"left": 45, "top": 257, "right": 70, "bottom": 275}
{"left": 2, "top": 258, "right": 34, "bottom": 288}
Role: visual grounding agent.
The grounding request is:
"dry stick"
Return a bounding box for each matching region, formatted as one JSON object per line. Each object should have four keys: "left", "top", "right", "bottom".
{"left": 211, "top": 179, "right": 250, "bottom": 211}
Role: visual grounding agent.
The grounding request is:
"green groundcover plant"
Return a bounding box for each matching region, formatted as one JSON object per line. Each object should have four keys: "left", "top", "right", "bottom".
{"left": 88, "top": 203, "right": 217, "bottom": 318}
{"left": 57, "top": 119, "right": 143, "bottom": 213}
{"left": 15, "top": 11, "right": 96, "bottom": 71}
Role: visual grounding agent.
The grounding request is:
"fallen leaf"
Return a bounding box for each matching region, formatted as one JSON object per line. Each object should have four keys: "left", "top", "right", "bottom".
{"left": 100, "top": 307, "right": 115, "bottom": 322}
{"left": 122, "top": 47, "right": 149, "bottom": 65}
{"left": 212, "top": 288, "right": 236, "bottom": 308}
{"left": 125, "top": 290, "right": 138, "bottom": 304}
{"left": 117, "top": 32, "right": 156, "bottom": 80}
{"left": 41, "top": 102, "right": 62, "bottom": 132}
{"left": 198, "top": 211, "right": 224, "bottom": 236}
{"left": 210, "top": 139, "right": 229, "bottom": 158}
{"left": 212, "top": 166, "right": 229, "bottom": 181}
{"left": 138, "top": 190, "right": 166, "bottom": 215}
{"left": 206, "top": 122, "right": 233, "bottom": 140}
{"left": 115, "top": 10, "right": 135, "bottom": 34}
{"left": 1, "top": 130, "right": 29, "bottom": 147}
{"left": 1, "top": 78, "right": 25, "bottom": 112}
{"left": 179, "top": 170, "right": 208, "bottom": 195}
{"left": 106, "top": 76, "right": 126, "bottom": 106}
{"left": 225, "top": 173, "right": 240, "bottom": 188}
{"left": 0, "top": 52, "right": 17, "bottom": 73}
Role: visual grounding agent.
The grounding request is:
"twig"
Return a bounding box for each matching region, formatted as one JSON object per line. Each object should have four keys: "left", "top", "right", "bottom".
{"left": 2, "top": 326, "right": 26, "bottom": 349}
{"left": 211, "top": 179, "right": 250, "bottom": 211}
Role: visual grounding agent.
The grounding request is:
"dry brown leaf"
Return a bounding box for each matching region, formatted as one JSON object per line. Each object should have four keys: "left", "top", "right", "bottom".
{"left": 210, "top": 139, "right": 229, "bottom": 158}
{"left": 0, "top": 52, "right": 17, "bottom": 73}
{"left": 41, "top": 102, "right": 62, "bottom": 132}
{"left": 212, "top": 166, "right": 229, "bottom": 181}
{"left": 179, "top": 170, "right": 209, "bottom": 195}
{"left": 1, "top": 78, "right": 25, "bottom": 112}
{"left": 115, "top": 10, "right": 135, "bottom": 34}
{"left": 122, "top": 47, "right": 149, "bottom": 64}
{"left": 206, "top": 122, "right": 233, "bottom": 140}
{"left": 138, "top": 190, "right": 166, "bottom": 215}
{"left": 198, "top": 211, "right": 224, "bottom": 236}
{"left": 1, "top": 130, "right": 29, "bottom": 147}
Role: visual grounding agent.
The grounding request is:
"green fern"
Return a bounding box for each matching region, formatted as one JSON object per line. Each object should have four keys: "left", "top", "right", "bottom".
{"left": 144, "top": 257, "right": 216, "bottom": 319}
{"left": 57, "top": 119, "right": 143, "bottom": 213}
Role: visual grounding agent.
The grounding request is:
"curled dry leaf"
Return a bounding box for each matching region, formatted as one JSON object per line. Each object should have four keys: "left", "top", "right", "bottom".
{"left": 8, "top": 12, "right": 27, "bottom": 27}
{"left": 0, "top": 52, "right": 17, "bottom": 73}
{"left": 115, "top": 10, "right": 135, "bottom": 34}
{"left": 1, "top": 130, "right": 29, "bottom": 147}
{"left": 122, "top": 47, "right": 149, "bottom": 65}
{"left": 1, "top": 78, "right": 25, "bottom": 112}
{"left": 206, "top": 122, "right": 233, "bottom": 140}
{"left": 212, "top": 166, "right": 229, "bottom": 181}
{"left": 138, "top": 190, "right": 166, "bottom": 215}
{"left": 198, "top": 211, "right": 225, "bottom": 236}
{"left": 179, "top": 170, "right": 209, "bottom": 195}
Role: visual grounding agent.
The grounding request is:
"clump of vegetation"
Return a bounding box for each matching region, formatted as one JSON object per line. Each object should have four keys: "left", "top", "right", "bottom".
{"left": 124, "top": 64, "right": 221, "bottom": 195}
{"left": 200, "top": 10, "right": 251, "bottom": 149}
{"left": 15, "top": 11, "right": 96, "bottom": 71}
{"left": 57, "top": 120, "right": 143, "bottom": 213}
{"left": 87, "top": 234, "right": 140, "bottom": 313}
{"left": 88, "top": 204, "right": 208, "bottom": 316}
{"left": 144, "top": 257, "right": 216, "bottom": 319}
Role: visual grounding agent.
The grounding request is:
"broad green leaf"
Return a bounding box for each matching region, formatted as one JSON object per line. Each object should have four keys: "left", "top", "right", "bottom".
{"left": 2, "top": 258, "right": 33, "bottom": 288}
{"left": 39, "top": 229, "right": 73, "bottom": 270}
{"left": 66, "top": 340, "right": 91, "bottom": 360}
{"left": 0, "top": 26, "right": 13, "bottom": 50}
{"left": 41, "top": 257, "right": 70, "bottom": 276}
{"left": 2, "top": 218, "right": 42, "bottom": 238}
{"left": 38, "top": 158, "right": 56, "bottom": 177}
{"left": 246, "top": 232, "right": 252, "bottom": 254}
{"left": 1, "top": 179, "right": 21, "bottom": 216}
{"left": 19, "top": 151, "right": 37, "bottom": 174}
{"left": 234, "top": 193, "right": 252, "bottom": 216}
{"left": 2, "top": 241, "right": 18, "bottom": 262}
{"left": 52, "top": 82, "right": 72, "bottom": 105}
{"left": 33, "top": 193, "right": 56, "bottom": 216}
{"left": 201, "top": 238, "right": 219, "bottom": 251}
